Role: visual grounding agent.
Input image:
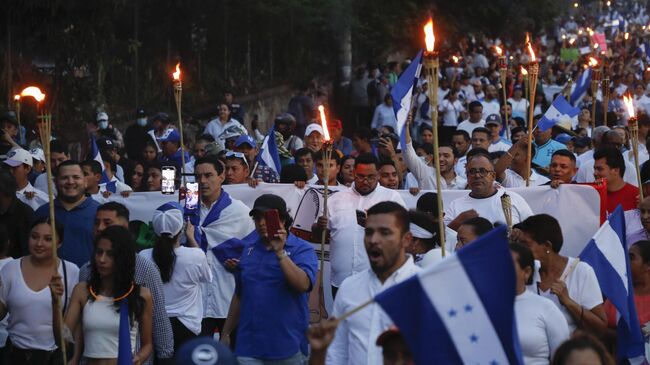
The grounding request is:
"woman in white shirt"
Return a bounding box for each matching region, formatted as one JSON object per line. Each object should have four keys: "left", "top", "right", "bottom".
{"left": 370, "top": 94, "right": 398, "bottom": 132}
{"left": 140, "top": 202, "right": 212, "bottom": 350}
{"left": 0, "top": 217, "right": 78, "bottom": 365}
{"left": 438, "top": 90, "right": 464, "bottom": 128}
{"left": 513, "top": 214, "right": 607, "bottom": 335}
{"left": 510, "top": 243, "right": 569, "bottom": 364}
{"left": 51, "top": 226, "right": 153, "bottom": 365}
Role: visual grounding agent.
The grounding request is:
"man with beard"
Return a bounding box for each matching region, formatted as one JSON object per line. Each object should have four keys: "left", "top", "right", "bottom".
{"left": 326, "top": 202, "right": 420, "bottom": 365}
{"left": 35, "top": 160, "right": 100, "bottom": 267}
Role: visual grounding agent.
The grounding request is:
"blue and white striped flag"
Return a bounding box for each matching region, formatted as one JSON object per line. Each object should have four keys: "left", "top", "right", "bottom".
{"left": 375, "top": 226, "right": 524, "bottom": 364}
{"left": 391, "top": 50, "right": 423, "bottom": 149}
{"left": 579, "top": 206, "right": 646, "bottom": 362}
{"left": 256, "top": 125, "right": 282, "bottom": 175}
{"left": 90, "top": 135, "right": 110, "bottom": 184}
{"left": 570, "top": 68, "right": 592, "bottom": 106}
{"left": 537, "top": 95, "right": 581, "bottom": 132}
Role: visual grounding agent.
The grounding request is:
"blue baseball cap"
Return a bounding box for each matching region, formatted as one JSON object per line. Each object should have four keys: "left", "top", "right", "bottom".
{"left": 234, "top": 135, "right": 256, "bottom": 148}
{"left": 175, "top": 337, "right": 236, "bottom": 365}
{"left": 159, "top": 128, "right": 180, "bottom": 143}
{"left": 555, "top": 133, "right": 572, "bottom": 145}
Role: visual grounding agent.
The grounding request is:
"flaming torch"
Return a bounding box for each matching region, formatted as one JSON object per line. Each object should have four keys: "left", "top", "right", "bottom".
{"left": 21, "top": 86, "right": 67, "bottom": 364}
{"left": 450, "top": 55, "right": 460, "bottom": 86}
{"left": 423, "top": 18, "right": 446, "bottom": 256}
{"left": 525, "top": 35, "right": 539, "bottom": 187}
{"left": 496, "top": 46, "right": 511, "bottom": 139}
{"left": 172, "top": 63, "right": 187, "bottom": 183}
{"left": 521, "top": 66, "right": 529, "bottom": 125}
{"left": 317, "top": 105, "right": 333, "bottom": 273}
{"left": 624, "top": 95, "right": 644, "bottom": 199}
{"left": 589, "top": 57, "right": 601, "bottom": 131}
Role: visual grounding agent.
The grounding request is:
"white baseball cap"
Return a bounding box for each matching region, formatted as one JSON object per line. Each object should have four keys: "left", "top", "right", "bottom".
{"left": 304, "top": 124, "right": 324, "bottom": 138}
{"left": 29, "top": 148, "right": 46, "bottom": 163}
{"left": 152, "top": 202, "right": 184, "bottom": 237}
{"left": 4, "top": 148, "right": 33, "bottom": 167}
{"left": 96, "top": 112, "right": 109, "bottom": 122}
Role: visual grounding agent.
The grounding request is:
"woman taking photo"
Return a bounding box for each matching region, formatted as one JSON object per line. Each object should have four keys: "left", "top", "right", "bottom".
{"left": 510, "top": 243, "right": 569, "bottom": 364}
{"left": 140, "top": 202, "right": 211, "bottom": 350}
{"left": 513, "top": 214, "right": 607, "bottom": 334}
{"left": 0, "top": 217, "right": 79, "bottom": 364}
{"left": 50, "top": 226, "right": 153, "bottom": 365}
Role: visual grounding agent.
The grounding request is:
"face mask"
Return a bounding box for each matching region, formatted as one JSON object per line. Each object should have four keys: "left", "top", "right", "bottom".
{"left": 137, "top": 118, "right": 147, "bottom": 127}
{"left": 98, "top": 121, "right": 109, "bottom": 129}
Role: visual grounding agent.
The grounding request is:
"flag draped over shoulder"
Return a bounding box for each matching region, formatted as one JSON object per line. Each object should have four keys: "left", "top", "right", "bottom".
{"left": 537, "top": 95, "right": 581, "bottom": 132}
{"left": 375, "top": 226, "right": 523, "bottom": 365}
{"left": 256, "top": 125, "right": 282, "bottom": 175}
{"left": 579, "top": 205, "right": 646, "bottom": 361}
{"left": 391, "top": 50, "right": 423, "bottom": 149}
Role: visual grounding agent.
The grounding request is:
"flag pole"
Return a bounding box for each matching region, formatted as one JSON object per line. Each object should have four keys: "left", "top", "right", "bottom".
{"left": 497, "top": 47, "right": 511, "bottom": 140}
{"left": 525, "top": 38, "right": 539, "bottom": 187}
{"left": 423, "top": 18, "right": 446, "bottom": 256}
{"left": 334, "top": 298, "right": 375, "bottom": 323}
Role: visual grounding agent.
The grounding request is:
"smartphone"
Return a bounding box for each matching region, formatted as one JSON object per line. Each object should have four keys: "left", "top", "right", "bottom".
{"left": 184, "top": 182, "right": 199, "bottom": 211}
{"left": 162, "top": 166, "right": 176, "bottom": 194}
{"left": 264, "top": 209, "right": 282, "bottom": 240}
{"left": 356, "top": 209, "right": 367, "bottom": 227}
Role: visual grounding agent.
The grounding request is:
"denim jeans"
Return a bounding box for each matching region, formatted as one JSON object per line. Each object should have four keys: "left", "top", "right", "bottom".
{"left": 237, "top": 352, "right": 307, "bottom": 365}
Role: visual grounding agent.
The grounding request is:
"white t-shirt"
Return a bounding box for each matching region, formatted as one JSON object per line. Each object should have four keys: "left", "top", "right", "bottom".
{"left": 575, "top": 158, "right": 639, "bottom": 186}
{"left": 444, "top": 188, "right": 533, "bottom": 227}
{"left": 0, "top": 257, "right": 13, "bottom": 346}
{"left": 516, "top": 290, "right": 570, "bottom": 365}
{"left": 140, "top": 246, "right": 212, "bottom": 335}
{"left": 528, "top": 257, "right": 603, "bottom": 333}
{"left": 456, "top": 120, "right": 485, "bottom": 136}
{"left": 488, "top": 139, "right": 512, "bottom": 153}
{"left": 481, "top": 99, "right": 501, "bottom": 120}
{"left": 508, "top": 98, "right": 529, "bottom": 119}
{"left": 0, "top": 258, "right": 79, "bottom": 350}
{"left": 438, "top": 99, "right": 464, "bottom": 127}
{"left": 501, "top": 169, "right": 550, "bottom": 188}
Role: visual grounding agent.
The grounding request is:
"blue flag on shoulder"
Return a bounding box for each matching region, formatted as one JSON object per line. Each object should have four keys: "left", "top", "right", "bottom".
{"left": 391, "top": 50, "right": 423, "bottom": 149}
{"left": 256, "top": 125, "right": 282, "bottom": 175}
{"left": 569, "top": 68, "right": 592, "bottom": 106}
{"left": 375, "top": 226, "right": 523, "bottom": 365}
{"left": 537, "top": 95, "right": 580, "bottom": 132}
{"left": 90, "top": 135, "right": 110, "bottom": 184}
{"left": 579, "top": 205, "right": 646, "bottom": 361}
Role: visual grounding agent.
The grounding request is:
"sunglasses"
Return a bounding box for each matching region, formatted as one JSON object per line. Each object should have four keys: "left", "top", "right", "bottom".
{"left": 225, "top": 150, "right": 249, "bottom": 168}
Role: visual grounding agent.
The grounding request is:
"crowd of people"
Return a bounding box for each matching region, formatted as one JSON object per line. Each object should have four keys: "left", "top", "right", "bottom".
{"left": 2, "top": 1, "right": 650, "bottom": 365}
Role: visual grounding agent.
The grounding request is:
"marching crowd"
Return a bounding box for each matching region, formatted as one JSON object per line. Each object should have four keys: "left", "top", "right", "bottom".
{"left": 3, "top": 1, "right": 650, "bottom": 365}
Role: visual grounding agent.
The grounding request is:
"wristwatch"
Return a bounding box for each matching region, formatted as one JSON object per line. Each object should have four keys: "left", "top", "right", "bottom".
{"left": 277, "top": 249, "right": 289, "bottom": 260}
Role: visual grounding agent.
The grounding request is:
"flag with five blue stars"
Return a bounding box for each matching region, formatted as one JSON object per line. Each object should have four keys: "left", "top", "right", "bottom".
{"left": 375, "top": 226, "right": 524, "bottom": 364}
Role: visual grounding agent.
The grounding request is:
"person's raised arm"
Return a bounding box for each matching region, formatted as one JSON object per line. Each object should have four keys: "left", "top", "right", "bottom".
{"left": 495, "top": 137, "right": 525, "bottom": 182}
{"left": 271, "top": 227, "right": 312, "bottom": 292}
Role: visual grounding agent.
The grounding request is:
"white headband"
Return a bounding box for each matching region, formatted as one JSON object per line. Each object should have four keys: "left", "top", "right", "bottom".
{"left": 410, "top": 223, "right": 434, "bottom": 239}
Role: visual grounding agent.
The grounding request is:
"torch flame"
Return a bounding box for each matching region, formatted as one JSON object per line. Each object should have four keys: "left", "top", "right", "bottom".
{"left": 527, "top": 43, "right": 536, "bottom": 62}
{"left": 625, "top": 32, "right": 629, "bottom": 40}
{"left": 588, "top": 57, "right": 598, "bottom": 67}
{"left": 452, "top": 55, "right": 459, "bottom": 63}
{"left": 593, "top": 43, "right": 599, "bottom": 49}
{"left": 578, "top": 29, "right": 583, "bottom": 35}
{"left": 13, "top": 95, "right": 20, "bottom": 101}
{"left": 521, "top": 66, "right": 528, "bottom": 76}
{"left": 569, "top": 38, "right": 576, "bottom": 45}
{"left": 495, "top": 46, "right": 503, "bottom": 56}
{"left": 423, "top": 18, "right": 435, "bottom": 52}
{"left": 623, "top": 95, "right": 635, "bottom": 118}
{"left": 172, "top": 63, "right": 181, "bottom": 81}
{"left": 317, "top": 105, "right": 331, "bottom": 141}
{"left": 20, "top": 86, "right": 45, "bottom": 103}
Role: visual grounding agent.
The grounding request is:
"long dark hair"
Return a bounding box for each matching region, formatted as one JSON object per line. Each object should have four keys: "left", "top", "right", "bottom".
{"left": 89, "top": 226, "right": 144, "bottom": 323}
{"left": 153, "top": 233, "right": 177, "bottom": 283}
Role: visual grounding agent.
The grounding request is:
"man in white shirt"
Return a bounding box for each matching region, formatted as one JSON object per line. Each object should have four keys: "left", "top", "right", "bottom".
{"left": 444, "top": 154, "right": 533, "bottom": 228}
{"left": 485, "top": 114, "right": 512, "bottom": 152}
{"left": 3, "top": 148, "right": 48, "bottom": 210}
{"left": 295, "top": 148, "right": 319, "bottom": 185}
{"left": 480, "top": 85, "right": 501, "bottom": 120}
{"left": 315, "top": 154, "right": 406, "bottom": 296}
{"left": 326, "top": 201, "right": 420, "bottom": 365}
{"left": 188, "top": 156, "right": 255, "bottom": 337}
{"left": 402, "top": 119, "right": 466, "bottom": 190}
{"left": 471, "top": 127, "right": 492, "bottom": 151}
{"left": 457, "top": 101, "right": 485, "bottom": 136}
{"left": 495, "top": 137, "right": 550, "bottom": 187}
{"left": 452, "top": 130, "right": 471, "bottom": 179}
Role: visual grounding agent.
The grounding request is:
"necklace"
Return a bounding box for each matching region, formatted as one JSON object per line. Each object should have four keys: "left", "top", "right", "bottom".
{"left": 89, "top": 282, "right": 135, "bottom": 302}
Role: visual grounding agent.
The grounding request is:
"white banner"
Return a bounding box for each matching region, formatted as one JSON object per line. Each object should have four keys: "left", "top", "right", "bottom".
{"left": 108, "top": 184, "right": 600, "bottom": 257}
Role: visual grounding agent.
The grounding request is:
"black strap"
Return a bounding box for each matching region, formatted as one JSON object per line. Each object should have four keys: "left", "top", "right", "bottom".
{"left": 61, "top": 260, "right": 68, "bottom": 314}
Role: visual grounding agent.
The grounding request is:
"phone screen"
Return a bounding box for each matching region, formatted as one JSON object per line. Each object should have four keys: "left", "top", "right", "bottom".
{"left": 184, "top": 182, "right": 199, "bottom": 211}
{"left": 162, "top": 166, "right": 176, "bottom": 194}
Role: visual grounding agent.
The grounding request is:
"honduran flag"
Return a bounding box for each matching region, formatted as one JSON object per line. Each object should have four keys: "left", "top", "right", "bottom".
{"left": 391, "top": 50, "right": 423, "bottom": 149}
{"left": 570, "top": 68, "right": 592, "bottom": 106}
{"left": 537, "top": 95, "right": 580, "bottom": 132}
{"left": 116, "top": 300, "right": 132, "bottom": 365}
{"left": 256, "top": 125, "right": 282, "bottom": 175}
{"left": 579, "top": 205, "right": 646, "bottom": 361}
{"left": 90, "top": 135, "right": 110, "bottom": 184}
{"left": 375, "top": 226, "right": 523, "bottom": 364}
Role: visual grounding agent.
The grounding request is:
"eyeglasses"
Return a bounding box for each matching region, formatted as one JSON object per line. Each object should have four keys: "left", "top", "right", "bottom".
{"left": 466, "top": 168, "right": 494, "bottom": 177}
{"left": 225, "top": 151, "right": 249, "bottom": 168}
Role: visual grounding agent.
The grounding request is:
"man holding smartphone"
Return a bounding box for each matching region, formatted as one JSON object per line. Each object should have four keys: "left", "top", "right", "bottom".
{"left": 221, "top": 194, "right": 317, "bottom": 364}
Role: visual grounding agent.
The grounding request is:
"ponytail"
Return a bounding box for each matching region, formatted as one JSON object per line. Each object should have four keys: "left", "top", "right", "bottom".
{"left": 153, "top": 233, "right": 177, "bottom": 283}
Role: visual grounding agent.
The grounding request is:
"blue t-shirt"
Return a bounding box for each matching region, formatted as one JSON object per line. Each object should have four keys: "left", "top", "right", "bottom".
{"left": 235, "top": 231, "right": 317, "bottom": 359}
{"left": 35, "top": 197, "right": 99, "bottom": 267}
{"left": 533, "top": 139, "right": 567, "bottom": 168}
